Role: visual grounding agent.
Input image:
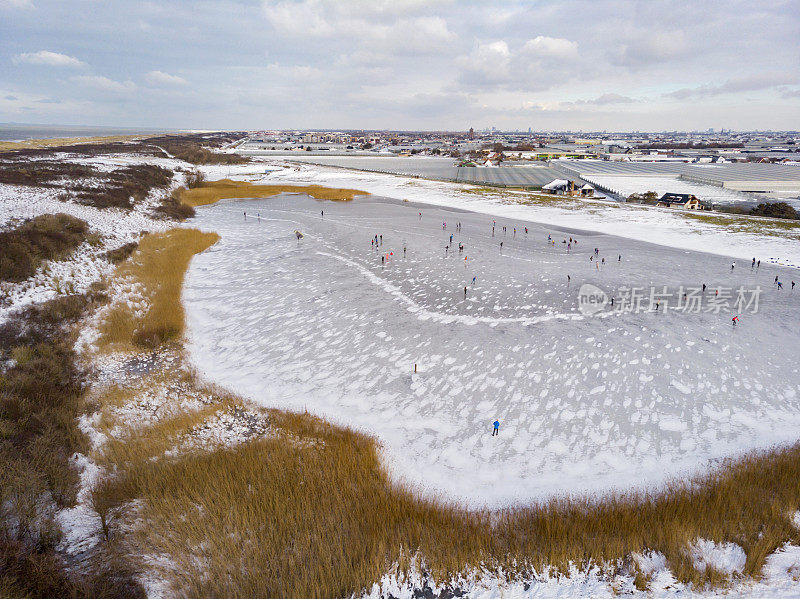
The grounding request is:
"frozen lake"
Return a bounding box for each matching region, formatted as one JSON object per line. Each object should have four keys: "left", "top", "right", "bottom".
{"left": 184, "top": 193, "right": 800, "bottom": 506}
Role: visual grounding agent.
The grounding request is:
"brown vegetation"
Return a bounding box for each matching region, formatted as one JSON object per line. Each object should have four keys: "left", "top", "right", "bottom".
{"left": 183, "top": 169, "right": 206, "bottom": 189}
{"left": 103, "top": 242, "right": 139, "bottom": 265}
{"left": 0, "top": 134, "right": 154, "bottom": 153}
{"left": 0, "top": 159, "right": 173, "bottom": 210}
{"left": 93, "top": 382, "right": 800, "bottom": 597}
{"left": 177, "top": 179, "right": 369, "bottom": 207}
{"left": 71, "top": 164, "right": 173, "bottom": 210}
{"left": 0, "top": 160, "right": 97, "bottom": 187}
{"left": 97, "top": 228, "right": 219, "bottom": 351}
{"left": 0, "top": 213, "right": 89, "bottom": 282}
{"left": 153, "top": 190, "right": 196, "bottom": 221}
{"left": 0, "top": 291, "right": 146, "bottom": 598}
{"left": 148, "top": 133, "right": 248, "bottom": 165}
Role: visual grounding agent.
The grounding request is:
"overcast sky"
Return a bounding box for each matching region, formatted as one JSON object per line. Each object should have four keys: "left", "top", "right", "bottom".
{"left": 1, "top": 0, "right": 798, "bottom": 132}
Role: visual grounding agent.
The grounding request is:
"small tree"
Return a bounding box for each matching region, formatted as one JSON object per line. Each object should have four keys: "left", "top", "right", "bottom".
{"left": 642, "top": 191, "right": 659, "bottom": 204}
{"left": 626, "top": 191, "right": 659, "bottom": 205}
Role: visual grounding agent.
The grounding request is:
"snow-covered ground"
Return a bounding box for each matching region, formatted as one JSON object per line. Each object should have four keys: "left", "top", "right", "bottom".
{"left": 360, "top": 542, "right": 800, "bottom": 598}
{"left": 0, "top": 152, "right": 188, "bottom": 322}
{"left": 184, "top": 191, "right": 800, "bottom": 507}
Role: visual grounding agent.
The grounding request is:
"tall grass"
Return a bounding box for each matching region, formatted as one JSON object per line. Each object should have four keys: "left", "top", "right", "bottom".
{"left": 177, "top": 179, "right": 369, "bottom": 207}
{"left": 0, "top": 292, "right": 146, "bottom": 598}
{"left": 97, "top": 228, "right": 218, "bottom": 350}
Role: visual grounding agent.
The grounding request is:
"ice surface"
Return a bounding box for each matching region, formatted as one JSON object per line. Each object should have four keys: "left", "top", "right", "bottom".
{"left": 184, "top": 192, "right": 800, "bottom": 507}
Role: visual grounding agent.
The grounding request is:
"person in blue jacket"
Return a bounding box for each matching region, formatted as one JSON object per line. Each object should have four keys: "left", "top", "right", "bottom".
{"left": 492, "top": 420, "right": 500, "bottom": 436}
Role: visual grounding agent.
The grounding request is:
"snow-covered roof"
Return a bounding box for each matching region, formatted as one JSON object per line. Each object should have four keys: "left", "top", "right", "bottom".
{"left": 542, "top": 179, "right": 569, "bottom": 190}
{"left": 581, "top": 184, "right": 594, "bottom": 190}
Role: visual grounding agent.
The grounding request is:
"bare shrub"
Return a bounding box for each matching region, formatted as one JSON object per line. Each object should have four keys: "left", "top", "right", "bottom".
{"left": 152, "top": 190, "right": 196, "bottom": 221}
{"left": 184, "top": 170, "right": 205, "bottom": 188}
{"left": 73, "top": 164, "right": 173, "bottom": 210}
{"left": 0, "top": 213, "right": 89, "bottom": 282}
{"left": 103, "top": 242, "right": 139, "bottom": 264}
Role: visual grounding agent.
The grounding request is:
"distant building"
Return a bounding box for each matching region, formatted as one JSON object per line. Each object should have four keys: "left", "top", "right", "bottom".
{"left": 541, "top": 179, "right": 590, "bottom": 196}
{"left": 469, "top": 127, "right": 474, "bottom": 140}
{"left": 656, "top": 193, "right": 702, "bottom": 209}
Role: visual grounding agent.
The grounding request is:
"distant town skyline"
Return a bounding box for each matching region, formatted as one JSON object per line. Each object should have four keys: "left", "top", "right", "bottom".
{"left": 1, "top": 0, "right": 798, "bottom": 131}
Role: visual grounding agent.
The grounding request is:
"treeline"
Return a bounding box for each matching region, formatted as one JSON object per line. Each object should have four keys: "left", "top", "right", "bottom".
{"left": 717, "top": 201, "right": 799, "bottom": 220}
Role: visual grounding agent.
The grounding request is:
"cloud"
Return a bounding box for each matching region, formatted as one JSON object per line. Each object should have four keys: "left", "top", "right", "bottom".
{"left": 666, "top": 72, "right": 799, "bottom": 99}
{"left": 264, "top": 0, "right": 333, "bottom": 36}
{"left": 1, "top": 1, "right": 798, "bottom": 130}
{"left": 262, "top": 0, "right": 450, "bottom": 37}
{"left": 615, "top": 31, "right": 692, "bottom": 67}
{"left": 71, "top": 75, "right": 136, "bottom": 93}
{"left": 263, "top": 1, "right": 454, "bottom": 55}
{"left": 575, "top": 93, "right": 636, "bottom": 105}
{"left": 457, "top": 41, "right": 512, "bottom": 87}
{"left": 521, "top": 36, "right": 578, "bottom": 60}
{"left": 144, "top": 70, "right": 187, "bottom": 86}
{"left": 457, "top": 37, "right": 580, "bottom": 92}
{"left": 13, "top": 50, "right": 84, "bottom": 67}
{"left": 0, "top": 0, "right": 34, "bottom": 8}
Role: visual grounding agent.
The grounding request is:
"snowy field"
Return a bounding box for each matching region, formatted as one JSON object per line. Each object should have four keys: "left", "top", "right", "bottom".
{"left": 184, "top": 192, "right": 800, "bottom": 506}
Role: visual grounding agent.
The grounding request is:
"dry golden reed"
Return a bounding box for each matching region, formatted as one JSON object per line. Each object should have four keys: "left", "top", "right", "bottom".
{"left": 0, "top": 134, "right": 155, "bottom": 152}
{"left": 97, "top": 228, "right": 219, "bottom": 350}
{"left": 177, "top": 179, "right": 369, "bottom": 207}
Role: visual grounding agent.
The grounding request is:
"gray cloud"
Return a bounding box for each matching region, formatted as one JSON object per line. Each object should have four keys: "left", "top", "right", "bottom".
{"left": 0, "top": 0, "right": 797, "bottom": 130}
{"left": 568, "top": 93, "right": 637, "bottom": 106}
{"left": 71, "top": 75, "right": 136, "bottom": 93}
{"left": 666, "top": 73, "right": 800, "bottom": 99}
